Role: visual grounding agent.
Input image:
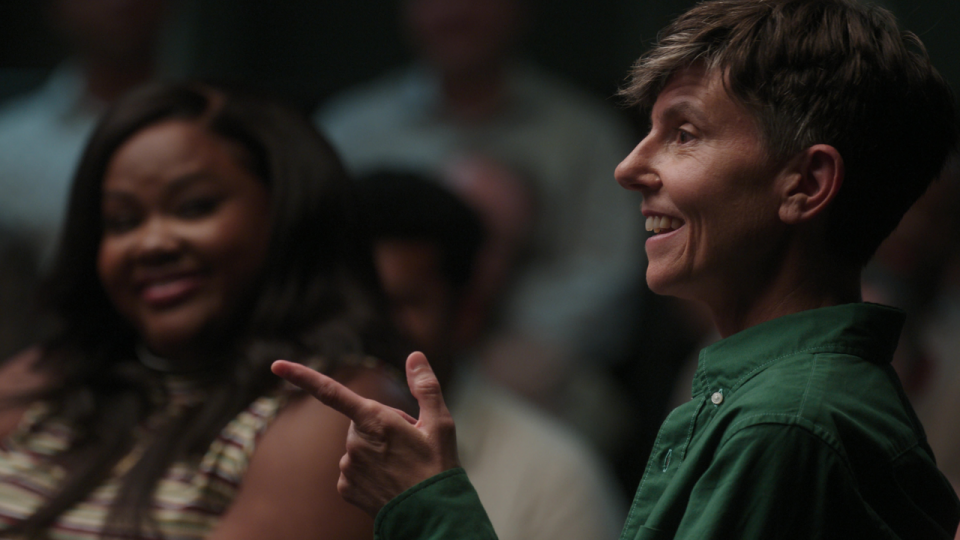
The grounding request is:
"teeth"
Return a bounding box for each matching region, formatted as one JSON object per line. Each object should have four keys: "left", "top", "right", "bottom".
{"left": 645, "top": 216, "right": 684, "bottom": 234}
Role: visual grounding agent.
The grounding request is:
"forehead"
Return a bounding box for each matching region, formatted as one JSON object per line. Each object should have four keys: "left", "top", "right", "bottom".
{"left": 103, "top": 121, "right": 248, "bottom": 188}
{"left": 655, "top": 65, "right": 735, "bottom": 115}
{"left": 654, "top": 64, "right": 768, "bottom": 147}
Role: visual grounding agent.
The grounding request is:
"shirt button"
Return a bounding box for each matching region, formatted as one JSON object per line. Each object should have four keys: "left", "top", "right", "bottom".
{"left": 711, "top": 392, "right": 724, "bottom": 405}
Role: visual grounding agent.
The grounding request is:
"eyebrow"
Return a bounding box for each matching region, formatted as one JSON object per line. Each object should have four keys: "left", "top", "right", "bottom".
{"left": 656, "top": 100, "right": 708, "bottom": 126}
{"left": 165, "top": 173, "right": 218, "bottom": 194}
{"left": 101, "top": 172, "right": 218, "bottom": 203}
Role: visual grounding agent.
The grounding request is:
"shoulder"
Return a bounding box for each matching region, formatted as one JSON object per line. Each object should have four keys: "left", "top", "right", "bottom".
{"left": 265, "top": 362, "right": 412, "bottom": 447}
{"left": 0, "top": 347, "right": 53, "bottom": 439}
{"left": 208, "top": 365, "right": 409, "bottom": 540}
{"left": 315, "top": 68, "right": 417, "bottom": 131}
{"left": 689, "top": 421, "right": 856, "bottom": 504}
{"left": 0, "top": 346, "right": 49, "bottom": 389}
{"left": 0, "top": 87, "right": 46, "bottom": 127}
{"left": 726, "top": 350, "right": 919, "bottom": 457}
{"left": 715, "top": 420, "right": 844, "bottom": 462}
{"left": 0, "top": 65, "right": 78, "bottom": 133}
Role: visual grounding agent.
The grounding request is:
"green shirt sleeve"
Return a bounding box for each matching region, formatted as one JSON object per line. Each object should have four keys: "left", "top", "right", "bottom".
{"left": 374, "top": 468, "right": 500, "bottom": 540}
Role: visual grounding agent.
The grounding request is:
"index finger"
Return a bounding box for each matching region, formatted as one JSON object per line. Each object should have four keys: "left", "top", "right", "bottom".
{"left": 271, "top": 360, "right": 368, "bottom": 421}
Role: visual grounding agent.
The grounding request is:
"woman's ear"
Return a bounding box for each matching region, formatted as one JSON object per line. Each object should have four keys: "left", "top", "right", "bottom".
{"left": 778, "top": 144, "right": 844, "bottom": 225}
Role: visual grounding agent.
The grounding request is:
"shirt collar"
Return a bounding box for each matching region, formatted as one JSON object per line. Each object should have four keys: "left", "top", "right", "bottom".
{"left": 692, "top": 302, "right": 905, "bottom": 397}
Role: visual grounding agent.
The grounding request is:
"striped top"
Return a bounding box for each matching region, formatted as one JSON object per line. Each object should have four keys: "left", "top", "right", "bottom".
{"left": 0, "top": 377, "right": 288, "bottom": 539}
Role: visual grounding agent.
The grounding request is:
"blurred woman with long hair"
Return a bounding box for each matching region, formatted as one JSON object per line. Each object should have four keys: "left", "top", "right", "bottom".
{"left": 0, "top": 82, "right": 408, "bottom": 539}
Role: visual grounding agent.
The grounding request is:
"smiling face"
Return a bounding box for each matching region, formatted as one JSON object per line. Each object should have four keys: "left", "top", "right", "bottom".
{"left": 97, "top": 120, "right": 272, "bottom": 363}
{"left": 615, "top": 65, "right": 788, "bottom": 308}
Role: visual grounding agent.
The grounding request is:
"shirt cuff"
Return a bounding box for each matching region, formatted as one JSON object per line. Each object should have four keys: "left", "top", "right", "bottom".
{"left": 374, "top": 468, "right": 498, "bottom": 540}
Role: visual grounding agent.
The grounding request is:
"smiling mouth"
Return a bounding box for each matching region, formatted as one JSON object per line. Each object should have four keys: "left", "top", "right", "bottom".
{"left": 646, "top": 215, "right": 684, "bottom": 234}
{"left": 138, "top": 274, "right": 203, "bottom": 308}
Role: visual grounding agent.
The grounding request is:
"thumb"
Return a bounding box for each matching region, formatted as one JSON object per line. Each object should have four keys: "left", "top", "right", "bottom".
{"left": 406, "top": 351, "right": 450, "bottom": 426}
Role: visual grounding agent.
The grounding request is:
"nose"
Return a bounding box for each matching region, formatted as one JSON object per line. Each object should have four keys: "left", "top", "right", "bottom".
{"left": 615, "top": 136, "right": 661, "bottom": 193}
{"left": 131, "top": 216, "right": 181, "bottom": 264}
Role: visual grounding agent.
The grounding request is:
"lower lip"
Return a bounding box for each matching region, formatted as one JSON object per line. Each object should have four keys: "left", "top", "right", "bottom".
{"left": 139, "top": 276, "right": 203, "bottom": 308}
{"left": 645, "top": 226, "right": 683, "bottom": 246}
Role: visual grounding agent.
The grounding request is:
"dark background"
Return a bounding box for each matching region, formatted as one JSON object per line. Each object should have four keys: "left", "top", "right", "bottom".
{"left": 3, "top": 0, "right": 958, "bottom": 115}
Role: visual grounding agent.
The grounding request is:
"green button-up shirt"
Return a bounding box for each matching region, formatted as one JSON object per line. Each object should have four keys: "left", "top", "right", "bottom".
{"left": 376, "top": 303, "right": 960, "bottom": 540}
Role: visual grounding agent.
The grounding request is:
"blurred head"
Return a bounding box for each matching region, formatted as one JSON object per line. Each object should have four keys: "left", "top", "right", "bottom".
{"left": 358, "top": 171, "right": 485, "bottom": 367}
{"left": 402, "top": 0, "right": 527, "bottom": 76}
{"left": 47, "top": 82, "right": 378, "bottom": 368}
{"left": 97, "top": 120, "right": 272, "bottom": 362}
{"left": 619, "top": 0, "right": 957, "bottom": 268}
{"left": 48, "top": 0, "right": 171, "bottom": 66}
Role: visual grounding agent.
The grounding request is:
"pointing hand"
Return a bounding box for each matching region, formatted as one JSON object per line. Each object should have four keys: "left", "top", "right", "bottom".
{"left": 271, "top": 351, "right": 461, "bottom": 516}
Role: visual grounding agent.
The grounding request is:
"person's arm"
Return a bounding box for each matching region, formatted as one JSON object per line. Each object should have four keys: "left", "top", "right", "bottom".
{"left": 271, "top": 352, "right": 499, "bottom": 540}
{"left": 206, "top": 367, "right": 407, "bottom": 540}
{"left": 374, "top": 467, "right": 498, "bottom": 540}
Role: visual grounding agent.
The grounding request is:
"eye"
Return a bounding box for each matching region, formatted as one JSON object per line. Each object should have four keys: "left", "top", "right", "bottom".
{"left": 102, "top": 212, "right": 141, "bottom": 235}
{"left": 175, "top": 197, "right": 220, "bottom": 219}
{"left": 676, "top": 128, "right": 694, "bottom": 144}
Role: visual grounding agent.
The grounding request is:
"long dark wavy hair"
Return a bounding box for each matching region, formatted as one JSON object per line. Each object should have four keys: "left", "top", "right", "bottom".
{"left": 12, "top": 82, "right": 399, "bottom": 538}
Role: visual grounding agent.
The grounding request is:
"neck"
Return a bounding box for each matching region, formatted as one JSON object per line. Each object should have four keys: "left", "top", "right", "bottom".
{"left": 137, "top": 340, "right": 231, "bottom": 376}
{"left": 438, "top": 62, "right": 506, "bottom": 121}
{"left": 706, "top": 245, "right": 862, "bottom": 338}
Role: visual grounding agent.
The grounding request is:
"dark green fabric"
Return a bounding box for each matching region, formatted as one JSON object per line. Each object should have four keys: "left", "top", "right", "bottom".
{"left": 375, "top": 303, "right": 960, "bottom": 540}
{"left": 375, "top": 468, "right": 498, "bottom": 540}
{"left": 621, "top": 302, "right": 959, "bottom": 539}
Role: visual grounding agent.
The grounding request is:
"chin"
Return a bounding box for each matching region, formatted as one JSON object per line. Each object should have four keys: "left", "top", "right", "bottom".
{"left": 645, "top": 268, "right": 698, "bottom": 302}
{"left": 137, "top": 320, "right": 206, "bottom": 358}
{"left": 645, "top": 266, "right": 677, "bottom": 296}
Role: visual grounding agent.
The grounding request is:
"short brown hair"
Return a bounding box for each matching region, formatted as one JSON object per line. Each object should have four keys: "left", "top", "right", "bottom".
{"left": 620, "top": 0, "right": 958, "bottom": 266}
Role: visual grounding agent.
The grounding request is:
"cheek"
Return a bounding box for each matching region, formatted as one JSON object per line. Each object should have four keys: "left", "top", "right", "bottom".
{"left": 206, "top": 213, "right": 272, "bottom": 291}
{"left": 96, "top": 239, "right": 125, "bottom": 302}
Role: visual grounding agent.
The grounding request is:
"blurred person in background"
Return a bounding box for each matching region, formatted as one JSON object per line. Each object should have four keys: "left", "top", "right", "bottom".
{"left": 0, "top": 0, "right": 172, "bottom": 263}
{"left": 316, "top": 0, "right": 644, "bottom": 417}
{"left": 0, "top": 82, "right": 409, "bottom": 539}
{"left": 358, "top": 170, "right": 624, "bottom": 540}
